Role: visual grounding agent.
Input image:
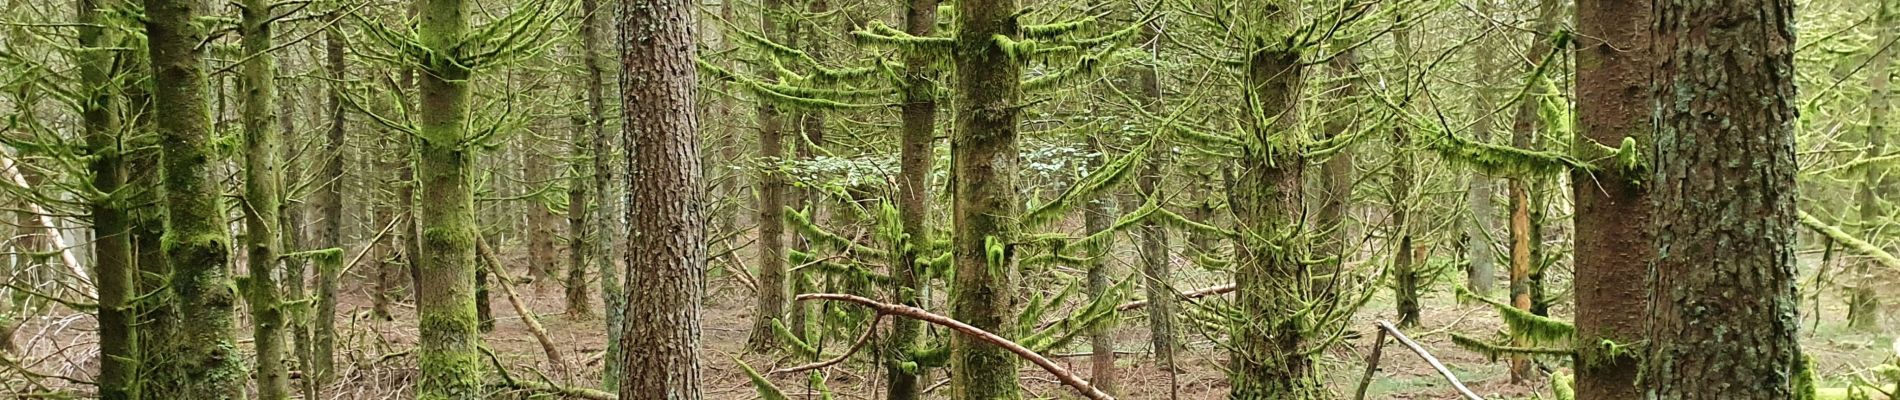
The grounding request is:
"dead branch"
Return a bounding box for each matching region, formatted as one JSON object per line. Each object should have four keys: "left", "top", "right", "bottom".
{"left": 796, "top": 293, "right": 1115, "bottom": 400}
{"left": 1375, "top": 320, "right": 1484, "bottom": 400}
{"left": 1115, "top": 284, "right": 1235, "bottom": 311}
{"left": 476, "top": 237, "right": 571, "bottom": 377}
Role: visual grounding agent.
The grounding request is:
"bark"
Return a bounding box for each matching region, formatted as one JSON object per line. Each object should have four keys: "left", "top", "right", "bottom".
{"left": 746, "top": 0, "right": 790, "bottom": 353}
{"left": 125, "top": 71, "right": 171, "bottom": 399}
{"left": 1392, "top": 22, "right": 1421, "bottom": 329}
{"left": 1465, "top": 0, "right": 1501, "bottom": 295}
{"left": 1572, "top": 0, "right": 1652, "bottom": 397}
{"left": 950, "top": 0, "right": 1025, "bottom": 397}
{"left": 240, "top": 0, "right": 290, "bottom": 396}
{"left": 313, "top": 22, "right": 348, "bottom": 385}
{"left": 615, "top": 0, "right": 705, "bottom": 395}
{"left": 142, "top": 0, "right": 244, "bottom": 396}
{"left": 1849, "top": 0, "right": 1895, "bottom": 331}
{"left": 885, "top": 0, "right": 938, "bottom": 397}
{"left": 1131, "top": 13, "right": 1178, "bottom": 373}
{"left": 1643, "top": 0, "right": 1803, "bottom": 397}
{"left": 1317, "top": 47, "right": 1358, "bottom": 297}
{"left": 1227, "top": 2, "right": 1322, "bottom": 397}
{"left": 415, "top": 0, "right": 486, "bottom": 396}
{"left": 573, "top": 0, "right": 620, "bottom": 388}
{"left": 79, "top": 0, "right": 134, "bottom": 396}
{"left": 1084, "top": 139, "right": 1117, "bottom": 394}
{"left": 526, "top": 142, "right": 561, "bottom": 283}
{"left": 1508, "top": 0, "right": 1561, "bottom": 381}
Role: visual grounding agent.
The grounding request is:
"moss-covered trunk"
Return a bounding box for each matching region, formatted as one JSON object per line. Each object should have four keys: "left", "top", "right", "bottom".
{"left": 79, "top": 0, "right": 134, "bottom": 396}
{"left": 1227, "top": 2, "right": 1322, "bottom": 397}
{"left": 1132, "top": 17, "right": 1178, "bottom": 373}
{"left": 1464, "top": 0, "right": 1501, "bottom": 296}
{"left": 142, "top": 0, "right": 244, "bottom": 396}
{"left": 1391, "top": 22, "right": 1421, "bottom": 330}
{"left": 1642, "top": 0, "right": 1803, "bottom": 397}
{"left": 614, "top": 0, "right": 705, "bottom": 394}
{"left": 415, "top": 0, "right": 485, "bottom": 397}
{"left": 948, "top": 0, "right": 1024, "bottom": 397}
{"left": 313, "top": 21, "right": 348, "bottom": 384}
{"left": 884, "top": 0, "right": 937, "bottom": 397}
{"left": 1084, "top": 137, "right": 1117, "bottom": 394}
{"left": 1572, "top": 0, "right": 1652, "bottom": 397}
{"left": 746, "top": 0, "right": 791, "bottom": 353}
{"left": 239, "top": 0, "right": 289, "bottom": 395}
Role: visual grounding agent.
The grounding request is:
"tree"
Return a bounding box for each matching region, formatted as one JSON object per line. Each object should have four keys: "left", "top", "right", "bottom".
{"left": 142, "top": 0, "right": 244, "bottom": 396}
{"left": 78, "top": 0, "right": 135, "bottom": 397}
{"left": 239, "top": 0, "right": 290, "bottom": 396}
{"left": 949, "top": 0, "right": 1025, "bottom": 397}
{"left": 615, "top": 0, "right": 705, "bottom": 395}
{"left": 414, "top": 0, "right": 486, "bottom": 395}
{"left": 1848, "top": 0, "right": 1895, "bottom": 331}
{"left": 1572, "top": 0, "right": 1651, "bottom": 397}
{"left": 1642, "top": 0, "right": 1804, "bottom": 397}
{"left": 885, "top": 0, "right": 938, "bottom": 397}
{"left": 746, "top": 0, "right": 792, "bottom": 353}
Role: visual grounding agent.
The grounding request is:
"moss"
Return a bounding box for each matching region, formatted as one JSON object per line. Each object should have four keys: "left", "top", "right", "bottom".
{"left": 1428, "top": 129, "right": 1592, "bottom": 178}
{"left": 1455, "top": 286, "right": 1575, "bottom": 344}
{"left": 1021, "top": 138, "right": 1152, "bottom": 228}
{"left": 1448, "top": 332, "right": 1574, "bottom": 362}
{"left": 736, "top": 358, "right": 792, "bottom": 400}
{"left": 851, "top": 21, "right": 955, "bottom": 54}
{"left": 771, "top": 319, "right": 819, "bottom": 358}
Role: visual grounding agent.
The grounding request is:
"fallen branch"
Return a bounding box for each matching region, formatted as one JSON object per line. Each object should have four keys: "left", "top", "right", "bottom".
{"left": 796, "top": 293, "right": 1114, "bottom": 400}
{"left": 1374, "top": 320, "right": 1484, "bottom": 400}
{"left": 476, "top": 237, "right": 571, "bottom": 377}
{"left": 1115, "top": 284, "right": 1235, "bottom": 311}
{"left": 769, "top": 313, "right": 884, "bottom": 375}
{"left": 0, "top": 150, "right": 89, "bottom": 297}
{"left": 1797, "top": 210, "right": 1900, "bottom": 271}
{"left": 501, "top": 379, "right": 617, "bottom": 400}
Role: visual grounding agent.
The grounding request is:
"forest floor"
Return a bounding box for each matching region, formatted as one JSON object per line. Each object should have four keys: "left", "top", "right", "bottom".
{"left": 6, "top": 247, "right": 1897, "bottom": 399}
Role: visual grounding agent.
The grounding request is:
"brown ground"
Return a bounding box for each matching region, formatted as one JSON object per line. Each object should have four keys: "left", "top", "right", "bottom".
{"left": 5, "top": 248, "right": 1895, "bottom": 399}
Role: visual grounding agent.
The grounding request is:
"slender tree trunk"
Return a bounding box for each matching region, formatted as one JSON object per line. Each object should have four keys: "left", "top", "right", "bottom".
{"left": 746, "top": 0, "right": 791, "bottom": 353}
{"left": 1391, "top": 21, "right": 1421, "bottom": 329}
{"left": 950, "top": 0, "right": 1024, "bottom": 397}
{"left": 1572, "top": 0, "right": 1652, "bottom": 397}
{"left": 240, "top": 0, "right": 290, "bottom": 396}
{"left": 415, "top": 0, "right": 485, "bottom": 396}
{"left": 1083, "top": 137, "right": 1117, "bottom": 394}
{"left": 526, "top": 143, "right": 560, "bottom": 283}
{"left": 573, "top": 0, "right": 618, "bottom": 387}
{"left": 1131, "top": 14, "right": 1178, "bottom": 373}
{"left": 885, "top": 0, "right": 937, "bottom": 397}
{"left": 1317, "top": 47, "right": 1358, "bottom": 298}
{"left": 1227, "top": 2, "right": 1322, "bottom": 397}
{"left": 314, "top": 22, "right": 347, "bottom": 385}
{"left": 142, "top": 0, "right": 244, "bottom": 396}
{"left": 1643, "top": 0, "right": 1803, "bottom": 397}
{"left": 1849, "top": 0, "right": 1895, "bottom": 331}
{"left": 125, "top": 69, "right": 171, "bottom": 399}
{"left": 1508, "top": 0, "right": 1560, "bottom": 381}
{"left": 1465, "top": 0, "right": 1500, "bottom": 296}
{"left": 615, "top": 0, "right": 705, "bottom": 395}
{"left": 79, "top": 0, "right": 134, "bottom": 396}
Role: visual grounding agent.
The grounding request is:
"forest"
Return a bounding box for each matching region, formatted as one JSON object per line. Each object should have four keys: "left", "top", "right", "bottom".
{"left": 0, "top": 0, "right": 1885, "bottom": 398}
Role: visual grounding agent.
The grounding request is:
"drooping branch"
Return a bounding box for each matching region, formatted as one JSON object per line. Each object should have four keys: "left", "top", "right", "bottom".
{"left": 796, "top": 293, "right": 1116, "bottom": 400}
{"left": 769, "top": 313, "right": 885, "bottom": 375}
{"left": 1798, "top": 210, "right": 1900, "bottom": 271}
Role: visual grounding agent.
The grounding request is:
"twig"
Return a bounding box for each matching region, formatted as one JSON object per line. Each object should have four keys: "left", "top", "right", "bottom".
{"left": 769, "top": 313, "right": 884, "bottom": 375}
{"left": 1352, "top": 328, "right": 1389, "bottom": 400}
{"left": 476, "top": 237, "right": 571, "bottom": 377}
{"left": 1375, "top": 320, "right": 1484, "bottom": 400}
{"left": 797, "top": 293, "right": 1115, "bottom": 400}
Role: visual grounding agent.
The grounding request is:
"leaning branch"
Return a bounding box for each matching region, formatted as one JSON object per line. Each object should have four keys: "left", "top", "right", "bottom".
{"left": 1797, "top": 210, "right": 1900, "bottom": 270}
{"left": 1115, "top": 284, "right": 1235, "bottom": 311}
{"left": 476, "top": 237, "right": 571, "bottom": 376}
{"left": 1375, "top": 321, "right": 1485, "bottom": 400}
{"left": 796, "top": 293, "right": 1115, "bottom": 400}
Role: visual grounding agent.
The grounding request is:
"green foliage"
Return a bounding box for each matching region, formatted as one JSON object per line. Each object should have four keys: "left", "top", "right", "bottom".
{"left": 1022, "top": 138, "right": 1154, "bottom": 228}
{"left": 1447, "top": 332, "right": 1573, "bottom": 362}
{"left": 1454, "top": 286, "right": 1575, "bottom": 345}
{"left": 737, "top": 358, "right": 791, "bottom": 400}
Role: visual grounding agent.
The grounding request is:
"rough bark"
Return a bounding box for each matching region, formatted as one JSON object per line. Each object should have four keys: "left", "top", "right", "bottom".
{"left": 1572, "top": 0, "right": 1652, "bottom": 397}
{"left": 1849, "top": 0, "right": 1895, "bottom": 331}
{"left": 1507, "top": 0, "right": 1560, "bottom": 381}
{"left": 415, "top": 0, "right": 486, "bottom": 396}
{"left": 1132, "top": 15, "right": 1178, "bottom": 373}
{"left": 1227, "top": 2, "right": 1322, "bottom": 397}
{"left": 615, "top": 0, "right": 705, "bottom": 395}
{"left": 1643, "top": 0, "right": 1803, "bottom": 397}
{"left": 142, "top": 0, "right": 245, "bottom": 396}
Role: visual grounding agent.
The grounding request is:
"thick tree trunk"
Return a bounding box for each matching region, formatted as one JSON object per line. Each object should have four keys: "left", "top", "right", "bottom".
{"left": 1643, "top": 0, "right": 1803, "bottom": 397}
{"left": 239, "top": 0, "right": 289, "bottom": 396}
{"left": 79, "top": 0, "right": 134, "bottom": 396}
{"left": 746, "top": 0, "right": 790, "bottom": 353}
{"left": 142, "top": 0, "right": 244, "bottom": 396}
{"left": 884, "top": 0, "right": 938, "bottom": 397}
{"left": 1227, "top": 3, "right": 1321, "bottom": 397}
{"left": 414, "top": 0, "right": 485, "bottom": 397}
{"left": 615, "top": 0, "right": 705, "bottom": 395}
{"left": 1572, "top": 0, "right": 1652, "bottom": 398}
{"left": 949, "top": 0, "right": 1025, "bottom": 397}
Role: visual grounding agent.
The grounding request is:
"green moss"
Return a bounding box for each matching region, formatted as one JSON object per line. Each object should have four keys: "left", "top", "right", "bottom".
{"left": 1448, "top": 332, "right": 1574, "bottom": 362}
{"left": 736, "top": 358, "right": 791, "bottom": 400}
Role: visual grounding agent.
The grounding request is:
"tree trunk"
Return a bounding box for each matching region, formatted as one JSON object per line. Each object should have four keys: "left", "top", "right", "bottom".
{"left": 1572, "top": 0, "right": 1652, "bottom": 397}
{"left": 142, "top": 0, "right": 244, "bottom": 396}
{"left": 746, "top": 0, "right": 791, "bottom": 353}
{"left": 1083, "top": 137, "right": 1117, "bottom": 394}
{"left": 885, "top": 0, "right": 938, "bottom": 397}
{"left": 1227, "top": 3, "right": 1321, "bottom": 396}
{"left": 1131, "top": 15, "right": 1178, "bottom": 373}
{"left": 240, "top": 0, "right": 290, "bottom": 396}
{"left": 313, "top": 22, "right": 348, "bottom": 385}
{"left": 526, "top": 143, "right": 560, "bottom": 284}
{"left": 615, "top": 0, "right": 705, "bottom": 395}
{"left": 1849, "top": 0, "right": 1895, "bottom": 332}
{"left": 79, "top": 0, "right": 134, "bottom": 396}
{"left": 950, "top": 0, "right": 1024, "bottom": 397}
{"left": 415, "top": 0, "right": 486, "bottom": 396}
{"left": 1643, "top": 0, "right": 1803, "bottom": 397}
{"left": 1465, "top": 0, "right": 1501, "bottom": 296}
{"left": 1391, "top": 21, "right": 1421, "bottom": 329}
